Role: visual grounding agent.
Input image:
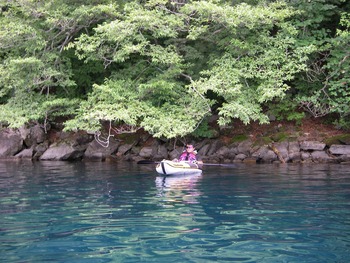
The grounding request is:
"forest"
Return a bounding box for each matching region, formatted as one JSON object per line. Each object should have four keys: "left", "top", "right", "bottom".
{"left": 0, "top": 0, "right": 349, "bottom": 139}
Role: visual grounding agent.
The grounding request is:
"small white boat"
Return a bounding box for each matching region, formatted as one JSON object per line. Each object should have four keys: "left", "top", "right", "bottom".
{"left": 156, "top": 160, "right": 202, "bottom": 175}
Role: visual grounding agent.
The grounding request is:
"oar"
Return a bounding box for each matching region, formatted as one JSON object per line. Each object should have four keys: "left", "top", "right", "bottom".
{"left": 137, "top": 160, "right": 236, "bottom": 167}
{"left": 137, "top": 160, "right": 160, "bottom": 164}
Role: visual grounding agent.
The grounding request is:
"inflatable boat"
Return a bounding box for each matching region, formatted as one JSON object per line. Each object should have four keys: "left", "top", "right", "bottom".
{"left": 156, "top": 160, "right": 202, "bottom": 175}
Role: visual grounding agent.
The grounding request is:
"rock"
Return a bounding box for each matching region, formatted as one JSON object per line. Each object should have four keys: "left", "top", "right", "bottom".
{"left": 311, "top": 151, "right": 336, "bottom": 163}
{"left": 195, "top": 139, "right": 211, "bottom": 150}
{"left": 237, "top": 140, "right": 253, "bottom": 156}
{"left": 288, "top": 141, "right": 301, "bottom": 162}
{"left": 39, "top": 142, "right": 87, "bottom": 160}
{"left": 226, "top": 147, "right": 237, "bottom": 159}
{"left": 18, "top": 126, "right": 30, "bottom": 142}
{"left": 234, "top": 153, "right": 247, "bottom": 162}
{"left": 33, "top": 142, "right": 49, "bottom": 159}
{"left": 15, "top": 148, "right": 34, "bottom": 159}
{"left": 139, "top": 141, "right": 167, "bottom": 160}
{"left": 39, "top": 144, "right": 86, "bottom": 161}
{"left": 273, "top": 142, "right": 289, "bottom": 162}
{"left": 154, "top": 144, "right": 168, "bottom": 159}
{"left": 117, "top": 144, "right": 134, "bottom": 156}
{"left": 329, "top": 145, "right": 350, "bottom": 155}
{"left": 198, "top": 144, "right": 210, "bottom": 156}
{"left": 207, "top": 140, "right": 224, "bottom": 156}
{"left": 31, "top": 125, "right": 46, "bottom": 144}
{"left": 38, "top": 131, "right": 93, "bottom": 161}
{"left": 0, "top": 129, "right": 23, "bottom": 157}
{"left": 301, "top": 151, "right": 311, "bottom": 162}
{"left": 216, "top": 146, "right": 230, "bottom": 158}
{"left": 139, "top": 146, "right": 153, "bottom": 158}
{"left": 169, "top": 148, "right": 182, "bottom": 160}
{"left": 84, "top": 138, "right": 119, "bottom": 160}
{"left": 300, "top": 141, "right": 326, "bottom": 151}
{"left": 252, "top": 145, "right": 277, "bottom": 163}
{"left": 337, "top": 154, "right": 350, "bottom": 162}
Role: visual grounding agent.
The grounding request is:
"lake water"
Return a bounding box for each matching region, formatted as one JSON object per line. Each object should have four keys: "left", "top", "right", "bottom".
{"left": 0, "top": 161, "right": 349, "bottom": 263}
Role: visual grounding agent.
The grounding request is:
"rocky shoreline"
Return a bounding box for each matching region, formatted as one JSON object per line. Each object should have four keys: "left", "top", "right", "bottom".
{"left": 1, "top": 125, "right": 350, "bottom": 164}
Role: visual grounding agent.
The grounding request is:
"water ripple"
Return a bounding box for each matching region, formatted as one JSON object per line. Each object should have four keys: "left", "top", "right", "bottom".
{"left": 0, "top": 162, "right": 349, "bottom": 262}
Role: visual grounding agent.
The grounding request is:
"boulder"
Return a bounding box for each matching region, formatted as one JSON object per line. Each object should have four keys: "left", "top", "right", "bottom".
{"left": 207, "top": 140, "right": 225, "bottom": 156}
{"left": 329, "top": 145, "right": 350, "bottom": 155}
{"left": 288, "top": 141, "right": 301, "bottom": 162}
{"left": 198, "top": 144, "right": 210, "bottom": 156}
{"left": 139, "top": 146, "right": 153, "bottom": 158}
{"left": 274, "top": 141, "right": 289, "bottom": 162}
{"left": 84, "top": 138, "right": 119, "bottom": 160}
{"left": 18, "top": 124, "right": 47, "bottom": 146}
{"left": 15, "top": 148, "right": 34, "bottom": 159}
{"left": 154, "top": 144, "right": 168, "bottom": 159}
{"left": 216, "top": 146, "right": 230, "bottom": 158}
{"left": 138, "top": 141, "right": 166, "bottom": 159}
{"left": 311, "top": 151, "right": 336, "bottom": 163}
{"left": 300, "top": 141, "right": 326, "bottom": 151}
{"left": 169, "top": 148, "right": 182, "bottom": 160}
{"left": 33, "top": 142, "right": 49, "bottom": 159}
{"left": 116, "top": 144, "right": 134, "bottom": 156}
{"left": 39, "top": 142, "right": 87, "bottom": 160}
{"left": 252, "top": 145, "right": 277, "bottom": 163}
{"left": 0, "top": 130, "right": 23, "bottom": 157}
{"left": 301, "top": 151, "right": 311, "bottom": 162}
{"left": 237, "top": 140, "right": 253, "bottom": 156}
{"left": 233, "top": 153, "right": 247, "bottom": 162}
{"left": 39, "top": 131, "right": 93, "bottom": 161}
{"left": 337, "top": 154, "right": 350, "bottom": 162}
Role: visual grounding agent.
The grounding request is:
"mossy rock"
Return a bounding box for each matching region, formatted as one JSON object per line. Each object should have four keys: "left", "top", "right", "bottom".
{"left": 270, "top": 132, "right": 288, "bottom": 142}
{"left": 116, "top": 133, "right": 140, "bottom": 144}
{"left": 253, "top": 136, "right": 273, "bottom": 146}
{"left": 231, "top": 134, "right": 249, "bottom": 143}
{"left": 324, "top": 134, "right": 350, "bottom": 146}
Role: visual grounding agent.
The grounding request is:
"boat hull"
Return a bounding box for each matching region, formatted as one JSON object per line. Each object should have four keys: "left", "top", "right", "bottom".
{"left": 156, "top": 160, "right": 202, "bottom": 175}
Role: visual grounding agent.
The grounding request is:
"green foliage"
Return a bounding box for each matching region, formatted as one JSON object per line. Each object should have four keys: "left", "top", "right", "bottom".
{"left": 268, "top": 97, "right": 305, "bottom": 125}
{"left": 1, "top": 0, "right": 350, "bottom": 139}
{"left": 0, "top": 0, "right": 117, "bottom": 128}
{"left": 64, "top": 77, "right": 211, "bottom": 138}
{"left": 187, "top": 1, "right": 314, "bottom": 126}
{"left": 188, "top": 119, "right": 216, "bottom": 139}
{"left": 291, "top": 1, "right": 350, "bottom": 122}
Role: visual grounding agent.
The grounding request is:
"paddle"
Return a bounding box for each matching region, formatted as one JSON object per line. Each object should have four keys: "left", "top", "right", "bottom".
{"left": 137, "top": 160, "right": 160, "bottom": 164}
{"left": 136, "top": 160, "right": 236, "bottom": 167}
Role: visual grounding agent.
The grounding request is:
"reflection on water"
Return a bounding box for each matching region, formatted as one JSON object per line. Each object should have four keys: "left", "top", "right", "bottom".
{"left": 156, "top": 173, "right": 202, "bottom": 205}
{"left": 0, "top": 161, "right": 349, "bottom": 262}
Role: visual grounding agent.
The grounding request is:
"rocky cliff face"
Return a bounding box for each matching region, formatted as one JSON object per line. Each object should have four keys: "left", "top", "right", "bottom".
{"left": 1, "top": 125, "right": 350, "bottom": 164}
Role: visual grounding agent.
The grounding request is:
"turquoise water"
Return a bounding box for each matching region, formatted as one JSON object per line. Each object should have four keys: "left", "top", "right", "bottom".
{"left": 0, "top": 161, "right": 349, "bottom": 262}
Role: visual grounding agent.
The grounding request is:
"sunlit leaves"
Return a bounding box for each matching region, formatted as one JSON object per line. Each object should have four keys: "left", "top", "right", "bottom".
{"left": 1, "top": 0, "right": 349, "bottom": 136}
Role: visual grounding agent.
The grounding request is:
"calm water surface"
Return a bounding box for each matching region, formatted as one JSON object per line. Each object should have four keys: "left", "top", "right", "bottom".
{"left": 0, "top": 161, "right": 349, "bottom": 262}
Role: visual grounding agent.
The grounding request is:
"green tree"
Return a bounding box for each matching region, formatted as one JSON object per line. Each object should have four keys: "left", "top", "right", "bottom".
{"left": 289, "top": 0, "right": 350, "bottom": 123}
{"left": 1, "top": 0, "right": 349, "bottom": 139}
{"left": 67, "top": 0, "right": 314, "bottom": 138}
{"left": 0, "top": 0, "right": 116, "bottom": 127}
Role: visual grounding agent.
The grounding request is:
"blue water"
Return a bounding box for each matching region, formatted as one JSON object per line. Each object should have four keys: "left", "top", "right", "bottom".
{"left": 0, "top": 161, "right": 349, "bottom": 263}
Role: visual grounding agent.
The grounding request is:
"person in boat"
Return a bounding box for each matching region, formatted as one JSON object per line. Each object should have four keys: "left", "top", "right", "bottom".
{"left": 176, "top": 144, "right": 203, "bottom": 167}
{"left": 178, "top": 144, "right": 198, "bottom": 162}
